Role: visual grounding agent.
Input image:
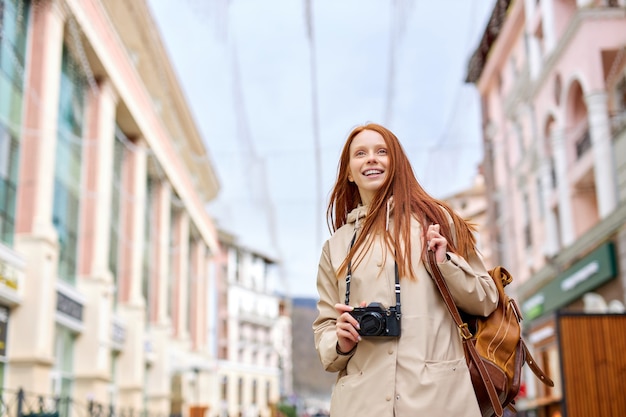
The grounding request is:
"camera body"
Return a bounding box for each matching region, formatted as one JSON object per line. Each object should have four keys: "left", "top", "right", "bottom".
{"left": 349, "top": 302, "right": 401, "bottom": 337}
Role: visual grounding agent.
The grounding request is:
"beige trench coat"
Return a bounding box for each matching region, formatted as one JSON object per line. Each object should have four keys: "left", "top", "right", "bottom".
{"left": 313, "top": 206, "right": 499, "bottom": 416}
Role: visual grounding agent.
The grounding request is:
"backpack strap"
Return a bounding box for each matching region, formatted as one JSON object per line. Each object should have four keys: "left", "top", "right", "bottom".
{"left": 522, "top": 340, "right": 555, "bottom": 387}
{"left": 427, "top": 250, "right": 504, "bottom": 417}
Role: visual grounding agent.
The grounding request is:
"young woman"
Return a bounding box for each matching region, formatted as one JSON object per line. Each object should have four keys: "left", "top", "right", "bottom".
{"left": 312, "top": 123, "right": 499, "bottom": 416}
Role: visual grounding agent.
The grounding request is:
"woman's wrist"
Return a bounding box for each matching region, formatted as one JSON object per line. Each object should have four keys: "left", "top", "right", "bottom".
{"left": 336, "top": 342, "right": 357, "bottom": 356}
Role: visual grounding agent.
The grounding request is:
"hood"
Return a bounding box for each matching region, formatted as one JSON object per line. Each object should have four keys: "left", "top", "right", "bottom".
{"left": 346, "top": 197, "right": 395, "bottom": 231}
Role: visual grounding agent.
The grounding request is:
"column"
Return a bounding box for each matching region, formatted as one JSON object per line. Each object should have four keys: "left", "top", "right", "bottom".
{"left": 10, "top": 0, "right": 66, "bottom": 395}
{"left": 189, "top": 239, "right": 206, "bottom": 351}
{"left": 118, "top": 137, "right": 148, "bottom": 305}
{"left": 16, "top": 0, "right": 64, "bottom": 239}
{"left": 551, "top": 128, "right": 575, "bottom": 246}
{"left": 153, "top": 181, "right": 172, "bottom": 325}
{"left": 171, "top": 210, "right": 190, "bottom": 339}
{"left": 73, "top": 78, "right": 118, "bottom": 404}
{"left": 146, "top": 180, "right": 173, "bottom": 414}
{"left": 540, "top": 0, "right": 556, "bottom": 54}
{"left": 586, "top": 91, "right": 617, "bottom": 218}
{"left": 118, "top": 137, "right": 149, "bottom": 410}
{"left": 539, "top": 158, "right": 560, "bottom": 257}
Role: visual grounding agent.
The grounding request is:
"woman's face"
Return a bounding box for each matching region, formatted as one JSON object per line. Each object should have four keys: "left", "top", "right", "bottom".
{"left": 347, "top": 129, "right": 389, "bottom": 206}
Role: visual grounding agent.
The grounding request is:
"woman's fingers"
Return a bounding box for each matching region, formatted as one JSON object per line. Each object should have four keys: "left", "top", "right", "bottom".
{"left": 335, "top": 304, "right": 361, "bottom": 346}
{"left": 427, "top": 224, "right": 448, "bottom": 262}
{"left": 427, "top": 224, "right": 446, "bottom": 250}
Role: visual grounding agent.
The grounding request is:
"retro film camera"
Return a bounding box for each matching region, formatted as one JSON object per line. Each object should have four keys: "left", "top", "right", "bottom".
{"left": 349, "top": 302, "right": 401, "bottom": 337}
{"left": 344, "top": 231, "right": 402, "bottom": 338}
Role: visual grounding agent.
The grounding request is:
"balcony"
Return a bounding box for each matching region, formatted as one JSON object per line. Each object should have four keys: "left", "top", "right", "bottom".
{"left": 575, "top": 129, "right": 591, "bottom": 160}
{"left": 238, "top": 310, "right": 275, "bottom": 327}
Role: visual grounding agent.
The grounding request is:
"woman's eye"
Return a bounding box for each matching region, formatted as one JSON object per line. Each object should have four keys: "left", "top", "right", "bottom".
{"left": 378, "top": 149, "right": 387, "bottom": 155}
{"left": 355, "top": 150, "right": 366, "bottom": 157}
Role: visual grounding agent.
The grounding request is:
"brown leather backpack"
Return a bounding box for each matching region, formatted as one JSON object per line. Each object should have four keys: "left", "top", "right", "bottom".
{"left": 427, "top": 251, "right": 554, "bottom": 417}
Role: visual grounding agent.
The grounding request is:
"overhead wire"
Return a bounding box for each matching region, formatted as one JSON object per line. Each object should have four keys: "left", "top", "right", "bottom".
{"left": 225, "top": 11, "right": 288, "bottom": 293}
{"left": 420, "top": 0, "right": 483, "bottom": 197}
{"left": 384, "top": 0, "right": 415, "bottom": 126}
{"left": 304, "top": 0, "right": 323, "bottom": 252}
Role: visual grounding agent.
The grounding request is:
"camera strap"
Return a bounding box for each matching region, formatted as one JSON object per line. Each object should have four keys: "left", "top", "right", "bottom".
{"left": 344, "top": 230, "right": 401, "bottom": 317}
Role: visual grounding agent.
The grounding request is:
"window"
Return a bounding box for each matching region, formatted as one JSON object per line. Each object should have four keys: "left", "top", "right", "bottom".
{"left": 237, "top": 377, "right": 243, "bottom": 406}
{"left": 53, "top": 45, "right": 85, "bottom": 285}
{"left": 0, "top": 306, "right": 9, "bottom": 389}
{"left": 51, "top": 325, "right": 76, "bottom": 417}
{"left": 142, "top": 177, "right": 153, "bottom": 324}
{"left": 187, "top": 234, "right": 194, "bottom": 336}
{"left": 0, "top": 126, "right": 18, "bottom": 245}
{"left": 0, "top": 0, "right": 29, "bottom": 246}
{"left": 0, "top": 0, "right": 29, "bottom": 89}
{"left": 143, "top": 363, "right": 152, "bottom": 415}
{"left": 109, "top": 132, "right": 124, "bottom": 306}
{"left": 109, "top": 351, "right": 119, "bottom": 406}
{"left": 221, "top": 376, "right": 228, "bottom": 401}
{"left": 523, "top": 193, "right": 532, "bottom": 248}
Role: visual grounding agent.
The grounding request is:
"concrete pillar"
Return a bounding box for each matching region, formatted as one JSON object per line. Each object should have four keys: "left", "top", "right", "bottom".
{"left": 153, "top": 181, "right": 172, "bottom": 325}
{"left": 586, "top": 91, "right": 618, "bottom": 218}
{"left": 540, "top": 0, "right": 556, "bottom": 54}
{"left": 10, "top": 0, "right": 66, "bottom": 395}
{"left": 77, "top": 79, "right": 118, "bottom": 281}
{"left": 551, "top": 128, "right": 575, "bottom": 246}
{"left": 116, "top": 136, "right": 149, "bottom": 411}
{"left": 73, "top": 78, "right": 119, "bottom": 404}
{"left": 171, "top": 210, "right": 190, "bottom": 340}
{"left": 539, "top": 158, "right": 560, "bottom": 256}
{"left": 118, "top": 137, "right": 148, "bottom": 305}
{"left": 190, "top": 242, "right": 207, "bottom": 351}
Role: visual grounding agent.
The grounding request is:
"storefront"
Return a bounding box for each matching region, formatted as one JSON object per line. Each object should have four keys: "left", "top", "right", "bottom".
{"left": 0, "top": 243, "right": 24, "bottom": 389}
{"left": 516, "top": 241, "right": 622, "bottom": 417}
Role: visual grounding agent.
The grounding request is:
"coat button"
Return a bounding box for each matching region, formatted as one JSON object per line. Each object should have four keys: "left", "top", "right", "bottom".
{"left": 386, "top": 396, "right": 391, "bottom": 401}
{"left": 388, "top": 349, "right": 393, "bottom": 355}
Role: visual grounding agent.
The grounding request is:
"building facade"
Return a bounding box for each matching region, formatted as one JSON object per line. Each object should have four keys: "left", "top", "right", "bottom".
{"left": 466, "top": 0, "right": 626, "bottom": 415}
{"left": 0, "top": 1, "right": 226, "bottom": 417}
{"left": 443, "top": 173, "right": 496, "bottom": 269}
{"left": 212, "top": 231, "right": 291, "bottom": 417}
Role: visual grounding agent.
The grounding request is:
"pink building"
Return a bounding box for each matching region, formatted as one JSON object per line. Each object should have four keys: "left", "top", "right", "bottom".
{"left": 0, "top": 0, "right": 228, "bottom": 416}
{"left": 467, "top": 0, "right": 626, "bottom": 415}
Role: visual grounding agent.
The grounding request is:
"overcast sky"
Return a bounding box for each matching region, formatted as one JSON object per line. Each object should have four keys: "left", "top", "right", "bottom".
{"left": 147, "top": 0, "right": 496, "bottom": 298}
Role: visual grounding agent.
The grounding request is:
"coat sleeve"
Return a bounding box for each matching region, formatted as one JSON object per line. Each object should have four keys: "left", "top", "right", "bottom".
{"left": 424, "top": 213, "right": 499, "bottom": 316}
{"left": 436, "top": 250, "right": 499, "bottom": 316}
{"left": 312, "top": 240, "right": 354, "bottom": 373}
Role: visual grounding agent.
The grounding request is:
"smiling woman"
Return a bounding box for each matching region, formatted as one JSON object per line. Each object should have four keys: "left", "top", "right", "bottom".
{"left": 313, "top": 123, "right": 499, "bottom": 416}
{"left": 346, "top": 129, "right": 389, "bottom": 206}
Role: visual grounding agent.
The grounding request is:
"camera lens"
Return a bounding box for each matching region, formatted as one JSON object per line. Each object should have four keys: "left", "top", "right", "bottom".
{"left": 359, "top": 312, "right": 385, "bottom": 336}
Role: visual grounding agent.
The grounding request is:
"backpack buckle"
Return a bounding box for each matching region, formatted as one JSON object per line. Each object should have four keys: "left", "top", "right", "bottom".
{"left": 459, "top": 323, "right": 473, "bottom": 340}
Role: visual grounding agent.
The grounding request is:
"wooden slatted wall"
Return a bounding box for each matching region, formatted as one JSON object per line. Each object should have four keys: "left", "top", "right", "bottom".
{"left": 558, "top": 313, "right": 626, "bottom": 417}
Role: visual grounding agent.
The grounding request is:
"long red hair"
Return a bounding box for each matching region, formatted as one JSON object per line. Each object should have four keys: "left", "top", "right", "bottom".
{"left": 327, "top": 123, "right": 477, "bottom": 279}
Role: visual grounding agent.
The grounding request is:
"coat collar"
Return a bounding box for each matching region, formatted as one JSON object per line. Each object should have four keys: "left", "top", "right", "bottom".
{"left": 346, "top": 197, "right": 395, "bottom": 231}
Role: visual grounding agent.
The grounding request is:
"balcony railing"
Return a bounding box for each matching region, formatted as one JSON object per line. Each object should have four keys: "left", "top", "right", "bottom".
{"left": 0, "top": 388, "right": 168, "bottom": 417}
{"left": 575, "top": 129, "right": 591, "bottom": 159}
{"left": 570, "top": 120, "right": 591, "bottom": 160}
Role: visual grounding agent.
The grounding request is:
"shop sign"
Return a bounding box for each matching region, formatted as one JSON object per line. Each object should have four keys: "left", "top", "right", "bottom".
{"left": 0, "top": 260, "right": 19, "bottom": 291}
{"left": 0, "top": 305, "right": 8, "bottom": 356}
{"left": 522, "top": 242, "right": 616, "bottom": 320}
{"left": 112, "top": 320, "right": 126, "bottom": 346}
{"left": 56, "top": 290, "right": 83, "bottom": 322}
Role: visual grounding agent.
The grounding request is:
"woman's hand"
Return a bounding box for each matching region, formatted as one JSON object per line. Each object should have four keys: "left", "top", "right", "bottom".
{"left": 427, "top": 223, "right": 448, "bottom": 263}
{"left": 335, "top": 303, "right": 363, "bottom": 354}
